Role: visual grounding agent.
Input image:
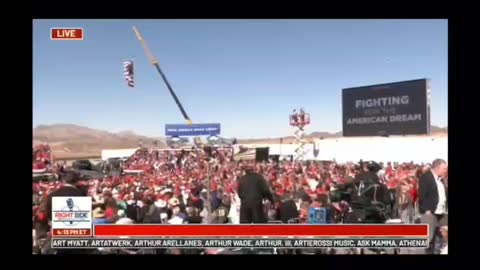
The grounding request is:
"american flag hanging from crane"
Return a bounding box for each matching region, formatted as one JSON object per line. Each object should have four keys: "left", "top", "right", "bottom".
{"left": 123, "top": 60, "right": 134, "bottom": 88}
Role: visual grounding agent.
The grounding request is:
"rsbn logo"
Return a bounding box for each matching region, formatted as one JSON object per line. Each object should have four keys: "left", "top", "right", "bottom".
{"left": 53, "top": 197, "right": 91, "bottom": 227}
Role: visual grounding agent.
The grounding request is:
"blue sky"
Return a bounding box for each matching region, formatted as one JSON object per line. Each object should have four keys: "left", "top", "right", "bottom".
{"left": 33, "top": 19, "right": 448, "bottom": 139}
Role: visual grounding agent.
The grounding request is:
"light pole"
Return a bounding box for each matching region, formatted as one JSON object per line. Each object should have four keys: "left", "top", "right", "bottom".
{"left": 206, "top": 160, "right": 211, "bottom": 216}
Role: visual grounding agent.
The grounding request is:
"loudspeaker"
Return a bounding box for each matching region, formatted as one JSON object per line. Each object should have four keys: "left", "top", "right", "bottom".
{"left": 270, "top": 155, "right": 280, "bottom": 162}
{"left": 255, "top": 147, "right": 269, "bottom": 162}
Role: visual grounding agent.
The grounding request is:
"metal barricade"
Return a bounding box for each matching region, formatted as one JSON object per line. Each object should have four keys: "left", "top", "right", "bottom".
{"left": 287, "top": 218, "right": 302, "bottom": 224}
{"left": 268, "top": 220, "right": 283, "bottom": 224}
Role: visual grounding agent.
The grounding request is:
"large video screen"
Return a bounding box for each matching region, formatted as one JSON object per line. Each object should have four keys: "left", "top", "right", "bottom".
{"left": 342, "top": 79, "right": 430, "bottom": 137}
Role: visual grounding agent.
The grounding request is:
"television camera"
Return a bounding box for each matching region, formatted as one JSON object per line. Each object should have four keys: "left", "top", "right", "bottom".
{"left": 329, "top": 160, "right": 392, "bottom": 224}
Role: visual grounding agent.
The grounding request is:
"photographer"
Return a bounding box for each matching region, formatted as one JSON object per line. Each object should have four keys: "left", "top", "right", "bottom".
{"left": 330, "top": 161, "right": 391, "bottom": 224}
{"left": 329, "top": 162, "right": 392, "bottom": 255}
{"left": 277, "top": 192, "right": 299, "bottom": 223}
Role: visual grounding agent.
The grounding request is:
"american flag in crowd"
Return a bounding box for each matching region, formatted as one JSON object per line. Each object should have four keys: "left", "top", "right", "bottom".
{"left": 123, "top": 60, "right": 134, "bottom": 87}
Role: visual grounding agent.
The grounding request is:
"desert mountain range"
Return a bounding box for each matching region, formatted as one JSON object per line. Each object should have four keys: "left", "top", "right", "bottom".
{"left": 33, "top": 124, "right": 448, "bottom": 159}
{"left": 33, "top": 124, "right": 165, "bottom": 159}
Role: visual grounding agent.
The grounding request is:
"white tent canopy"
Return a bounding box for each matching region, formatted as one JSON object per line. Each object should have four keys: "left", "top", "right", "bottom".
{"left": 101, "top": 148, "right": 139, "bottom": 161}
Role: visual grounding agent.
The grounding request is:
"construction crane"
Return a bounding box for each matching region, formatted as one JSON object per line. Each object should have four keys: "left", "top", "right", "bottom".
{"left": 132, "top": 26, "right": 192, "bottom": 125}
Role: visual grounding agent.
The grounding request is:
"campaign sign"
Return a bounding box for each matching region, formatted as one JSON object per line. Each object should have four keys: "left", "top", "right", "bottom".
{"left": 165, "top": 123, "right": 221, "bottom": 137}
{"left": 51, "top": 197, "right": 92, "bottom": 237}
{"left": 342, "top": 79, "right": 430, "bottom": 136}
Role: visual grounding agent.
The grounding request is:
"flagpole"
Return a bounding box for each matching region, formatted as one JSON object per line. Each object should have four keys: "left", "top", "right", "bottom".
{"left": 132, "top": 26, "right": 192, "bottom": 125}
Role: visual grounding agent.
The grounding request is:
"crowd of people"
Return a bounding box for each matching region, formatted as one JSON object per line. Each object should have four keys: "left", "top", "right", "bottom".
{"left": 32, "top": 144, "right": 54, "bottom": 171}
{"left": 32, "top": 145, "right": 448, "bottom": 255}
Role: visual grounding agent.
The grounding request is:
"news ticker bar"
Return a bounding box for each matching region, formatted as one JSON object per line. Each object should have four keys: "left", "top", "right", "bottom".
{"left": 92, "top": 224, "right": 428, "bottom": 237}
{"left": 51, "top": 238, "right": 428, "bottom": 249}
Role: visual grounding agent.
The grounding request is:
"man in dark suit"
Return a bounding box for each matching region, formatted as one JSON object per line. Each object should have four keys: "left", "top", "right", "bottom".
{"left": 277, "top": 192, "right": 299, "bottom": 223}
{"left": 237, "top": 165, "right": 274, "bottom": 223}
{"left": 419, "top": 159, "right": 448, "bottom": 254}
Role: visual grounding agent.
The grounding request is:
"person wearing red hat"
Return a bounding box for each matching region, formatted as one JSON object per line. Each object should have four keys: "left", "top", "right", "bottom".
{"left": 317, "top": 180, "right": 329, "bottom": 193}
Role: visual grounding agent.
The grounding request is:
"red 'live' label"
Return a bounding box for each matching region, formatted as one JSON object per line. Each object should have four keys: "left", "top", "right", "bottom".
{"left": 51, "top": 28, "right": 84, "bottom": 40}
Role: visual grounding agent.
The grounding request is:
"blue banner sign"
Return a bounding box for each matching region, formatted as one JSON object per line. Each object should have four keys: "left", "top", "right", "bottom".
{"left": 165, "top": 123, "right": 221, "bottom": 137}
